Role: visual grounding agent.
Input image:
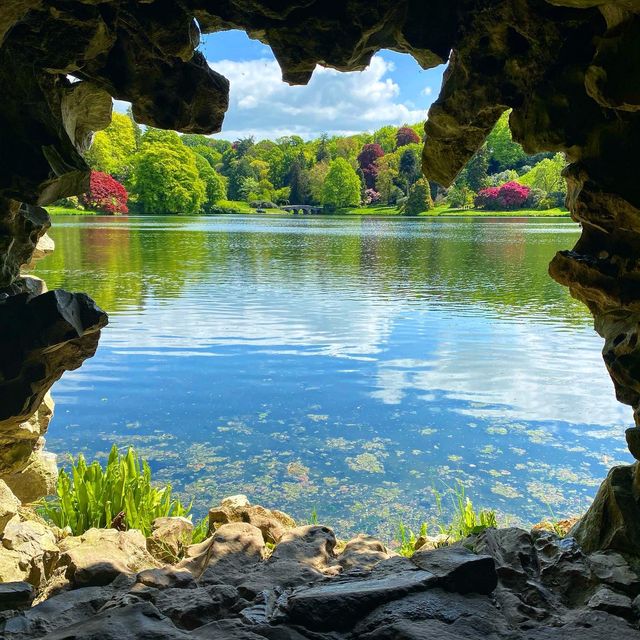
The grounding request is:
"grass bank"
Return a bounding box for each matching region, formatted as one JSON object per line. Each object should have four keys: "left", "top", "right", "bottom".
{"left": 47, "top": 203, "right": 570, "bottom": 218}
{"left": 47, "top": 206, "right": 98, "bottom": 215}
{"left": 343, "top": 205, "right": 569, "bottom": 217}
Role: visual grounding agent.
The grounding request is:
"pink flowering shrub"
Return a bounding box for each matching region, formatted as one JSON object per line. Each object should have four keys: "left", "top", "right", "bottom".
{"left": 364, "top": 188, "right": 381, "bottom": 205}
{"left": 81, "top": 171, "right": 129, "bottom": 214}
{"left": 474, "top": 181, "right": 530, "bottom": 210}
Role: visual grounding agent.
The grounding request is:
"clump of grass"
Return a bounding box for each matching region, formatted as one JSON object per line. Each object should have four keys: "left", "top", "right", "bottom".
{"left": 38, "top": 445, "right": 191, "bottom": 537}
{"left": 396, "top": 482, "right": 499, "bottom": 555}
{"left": 439, "top": 482, "right": 498, "bottom": 539}
{"left": 397, "top": 521, "right": 428, "bottom": 557}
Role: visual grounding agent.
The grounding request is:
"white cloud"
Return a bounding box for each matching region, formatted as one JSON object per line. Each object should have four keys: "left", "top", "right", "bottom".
{"left": 422, "top": 86, "right": 433, "bottom": 96}
{"left": 207, "top": 55, "right": 426, "bottom": 140}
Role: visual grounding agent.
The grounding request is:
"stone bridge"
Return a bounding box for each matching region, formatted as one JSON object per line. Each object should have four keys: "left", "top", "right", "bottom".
{"left": 280, "top": 205, "right": 323, "bottom": 215}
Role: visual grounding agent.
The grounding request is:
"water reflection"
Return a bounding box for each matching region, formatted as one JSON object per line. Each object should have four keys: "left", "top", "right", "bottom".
{"left": 37, "top": 215, "right": 633, "bottom": 538}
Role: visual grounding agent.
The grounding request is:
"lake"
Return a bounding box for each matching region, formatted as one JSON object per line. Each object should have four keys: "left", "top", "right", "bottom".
{"left": 36, "top": 215, "right": 633, "bottom": 538}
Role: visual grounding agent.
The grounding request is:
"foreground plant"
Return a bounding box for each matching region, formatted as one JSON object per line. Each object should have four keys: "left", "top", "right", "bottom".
{"left": 396, "top": 482, "right": 499, "bottom": 555}
{"left": 38, "top": 445, "right": 190, "bottom": 537}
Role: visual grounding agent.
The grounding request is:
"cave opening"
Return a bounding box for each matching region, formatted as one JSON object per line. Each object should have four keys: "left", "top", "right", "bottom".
{"left": 1, "top": 0, "right": 640, "bottom": 636}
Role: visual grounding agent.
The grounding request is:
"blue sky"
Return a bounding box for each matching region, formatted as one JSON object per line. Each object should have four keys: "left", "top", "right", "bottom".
{"left": 198, "top": 30, "right": 446, "bottom": 141}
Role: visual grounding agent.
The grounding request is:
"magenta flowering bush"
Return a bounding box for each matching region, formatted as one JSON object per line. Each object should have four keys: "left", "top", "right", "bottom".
{"left": 474, "top": 181, "right": 530, "bottom": 210}
{"left": 364, "top": 188, "right": 381, "bottom": 205}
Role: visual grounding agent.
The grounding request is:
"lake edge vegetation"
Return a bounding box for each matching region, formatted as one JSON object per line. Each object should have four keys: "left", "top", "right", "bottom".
{"left": 54, "top": 111, "right": 569, "bottom": 218}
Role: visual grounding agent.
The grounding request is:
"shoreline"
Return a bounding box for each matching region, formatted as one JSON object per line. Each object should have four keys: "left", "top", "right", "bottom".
{"left": 47, "top": 205, "right": 570, "bottom": 218}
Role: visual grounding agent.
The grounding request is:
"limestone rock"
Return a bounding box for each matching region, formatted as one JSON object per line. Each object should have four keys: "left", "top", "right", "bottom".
{"left": 0, "top": 581, "right": 34, "bottom": 612}
{"left": 587, "top": 585, "right": 634, "bottom": 619}
{"left": 0, "top": 479, "right": 20, "bottom": 533}
{"left": 3, "top": 450, "right": 58, "bottom": 504}
{"left": 268, "top": 526, "right": 338, "bottom": 573}
{"left": 1, "top": 585, "right": 119, "bottom": 640}
{"left": 147, "top": 516, "right": 194, "bottom": 563}
{"left": 280, "top": 570, "right": 438, "bottom": 631}
{"left": 136, "top": 567, "right": 197, "bottom": 590}
{"left": 37, "top": 601, "right": 192, "bottom": 640}
{"left": 0, "top": 289, "right": 107, "bottom": 489}
{"left": 411, "top": 545, "right": 498, "bottom": 595}
{"left": 180, "top": 522, "right": 265, "bottom": 582}
{"left": 209, "top": 497, "right": 296, "bottom": 544}
{"left": 570, "top": 464, "right": 640, "bottom": 558}
{"left": 338, "top": 535, "right": 391, "bottom": 572}
{"left": 56, "top": 528, "right": 158, "bottom": 587}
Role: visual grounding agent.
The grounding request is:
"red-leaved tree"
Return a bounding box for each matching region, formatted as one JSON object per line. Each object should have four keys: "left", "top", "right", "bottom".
{"left": 475, "top": 181, "right": 530, "bottom": 210}
{"left": 357, "top": 143, "right": 384, "bottom": 189}
{"left": 81, "top": 171, "right": 129, "bottom": 214}
{"left": 396, "top": 126, "right": 421, "bottom": 147}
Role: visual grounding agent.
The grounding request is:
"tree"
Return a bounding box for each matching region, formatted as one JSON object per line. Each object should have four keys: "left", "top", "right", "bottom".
{"left": 518, "top": 153, "right": 566, "bottom": 195}
{"left": 131, "top": 141, "right": 205, "bottom": 214}
{"left": 195, "top": 154, "right": 226, "bottom": 212}
{"left": 357, "top": 143, "right": 384, "bottom": 189}
{"left": 403, "top": 178, "right": 433, "bottom": 215}
{"left": 373, "top": 125, "right": 398, "bottom": 153}
{"left": 80, "top": 170, "right": 129, "bottom": 214}
{"left": 475, "top": 181, "right": 530, "bottom": 210}
{"left": 315, "top": 134, "right": 330, "bottom": 162}
{"left": 322, "top": 158, "right": 361, "bottom": 209}
{"left": 485, "top": 111, "right": 527, "bottom": 173}
{"left": 461, "top": 145, "right": 489, "bottom": 192}
{"left": 396, "top": 126, "right": 421, "bottom": 148}
{"left": 398, "top": 146, "right": 421, "bottom": 190}
{"left": 309, "top": 161, "right": 330, "bottom": 204}
{"left": 287, "top": 153, "right": 311, "bottom": 204}
{"left": 84, "top": 113, "right": 137, "bottom": 180}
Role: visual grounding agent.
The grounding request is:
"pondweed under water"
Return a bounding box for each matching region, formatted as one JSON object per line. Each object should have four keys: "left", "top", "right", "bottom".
{"left": 37, "top": 215, "right": 632, "bottom": 538}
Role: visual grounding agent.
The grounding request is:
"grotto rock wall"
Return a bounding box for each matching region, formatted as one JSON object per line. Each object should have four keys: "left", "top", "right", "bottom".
{"left": 0, "top": 0, "right": 640, "bottom": 551}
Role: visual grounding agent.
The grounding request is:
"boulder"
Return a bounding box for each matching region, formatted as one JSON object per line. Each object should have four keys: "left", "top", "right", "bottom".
{"left": 411, "top": 545, "right": 497, "bottom": 595}
{"left": 268, "top": 526, "right": 338, "bottom": 573}
{"left": 0, "top": 582, "right": 33, "bottom": 612}
{"left": 0, "top": 479, "right": 20, "bottom": 533}
{"left": 587, "top": 586, "right": 634, "bottom": 619}
{"left": 136, "top": 567, "right": 197, "bottom": 590}
{"left": 587, "top": 551, "right": 640, "bottom": 596}
{"left": 570, "top": 464, "right": 640, "bottom": 558}
{"left": 147, "top": 516, "right": 194, "bottom": 563}
{"left": 180, "top": 522, "right": 265, "bottom": 583}
{"left": 3, "top": 450, "right": 58, "bottom": 504}
{"left": 56, "top": 528, "right": 157, "bottom": 587}
{"left": 209, "top": 497, "right": 296, "bottom": 544}
{"left": 338, "top": 535, "right": 391, "bottom": 572}
{"left": 280, "top": 570, "right": 438, "bottom": 631}
{"left": 36, "top": 601, "right": 192, "bottom": 640}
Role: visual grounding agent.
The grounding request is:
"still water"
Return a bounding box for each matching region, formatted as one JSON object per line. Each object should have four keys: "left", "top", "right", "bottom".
{"left": 37, "top": 215, "right": 633, "bottom": 537}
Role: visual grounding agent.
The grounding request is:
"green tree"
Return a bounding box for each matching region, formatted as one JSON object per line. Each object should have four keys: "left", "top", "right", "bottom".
{"left": 85, "top": 113, "right": 137, "bottom": 180}
{"left": 373, "top": 125, "right": 398, "bottom": 153}
{"left": 403, "top": 178, "right": 433, "bottom": 215}
{"left": 195, "top": 154, "right": 226, "bottom": 212}
{"left": 399, "top": 145, "right": 421, "bottom": 191}
{"left": 288, "top": 153, "right": 311, "bottom": 204}
{"left": 485, "top": 111, "right": 527, "bottom": 172}
{"left": 131, "top": 141, "right": 205, "bottom": 214}
{"left": 322, "top": 158, "right": 361, "bottom": 209}
{"left": 461, "top": 145, "right": 489, "bottom": 192}
{"left": 519, "top": 153, "right": 566, "bottom": 194}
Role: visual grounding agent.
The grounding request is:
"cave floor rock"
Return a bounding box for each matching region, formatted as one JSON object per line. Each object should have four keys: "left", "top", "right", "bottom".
{"left": 1, "top": 514, "right": 639, "bottom": 640}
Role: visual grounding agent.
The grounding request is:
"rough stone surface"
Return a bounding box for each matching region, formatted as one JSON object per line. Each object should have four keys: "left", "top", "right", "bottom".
{"left": 147, "top": 516, "right": 194, "bottom": 563}
{"left": 0, "top": 581, "right": 34, "bottom": 612}
{"left": 411, "top": 545, "right": 498, "bottom": 595}
{"left": 3, "top": 517, "right": 638, "bottom": 640}
{"left": 55, "top": 528, "right": 158, "bottom": 587}
{"left": 570, "top": 463, "right": 640, "bottom": 557}
{"left": 0, "top": 479, "right": 20, "bottom": 533}
{"left": 209, "top": 497, "right": 296, "bottom": 544}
